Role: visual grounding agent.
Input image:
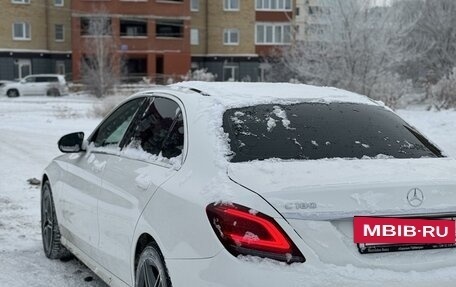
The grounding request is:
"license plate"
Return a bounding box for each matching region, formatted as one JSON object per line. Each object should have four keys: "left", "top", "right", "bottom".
{"left": 354, "top": 216, "right": 456, "bottom": 254}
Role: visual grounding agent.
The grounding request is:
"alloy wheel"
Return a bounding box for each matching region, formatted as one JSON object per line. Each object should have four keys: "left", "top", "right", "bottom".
{"left": 41, "top": 185, "right": 54, "bottom": 255}
{"left": 138, "top": 259, "right": 163, "bottom": 287}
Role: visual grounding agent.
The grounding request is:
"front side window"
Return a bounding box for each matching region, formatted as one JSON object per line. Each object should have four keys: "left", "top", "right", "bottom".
{"left": 13, "top": 22, "right": 31, "bottom": 40}
{"left": 24, "top": 76, "right": 35, "bottom": 83}
{"left": 224, "top": 0, "right": 239, "bottom": 11}
{"left": 125, "top": 97, "right": 184, "bottom": 159}
{"left": 91, "top": 98, "right": 144, "bottom": 148}
{"left": 223, "top": 103, "right": 443, "bottom": 162}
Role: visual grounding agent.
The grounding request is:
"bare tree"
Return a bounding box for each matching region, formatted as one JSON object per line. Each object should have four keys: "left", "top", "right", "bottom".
{"left": 395, "top": 0, "right": 456, "bottom": 85}
{"left": 81, "top": 11, "right": 121, "bottom": 98}
{"left": 277, "top": 0, "right": 412, "bottom": 107}
{"left": 431, "top": 68, "right": 456, "bottom": 109}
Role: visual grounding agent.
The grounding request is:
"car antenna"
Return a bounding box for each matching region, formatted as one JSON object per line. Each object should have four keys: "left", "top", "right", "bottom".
{"left": 188, "top": 88, "right": 211, "bottom": 97}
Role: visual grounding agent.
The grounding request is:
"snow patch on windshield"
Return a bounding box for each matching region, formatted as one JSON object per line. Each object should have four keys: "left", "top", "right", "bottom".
{"left": 273, "top": 106, "right": 293, "bottom": 130}
{"left": 267, "top": 117, "right": 277, "bottom": 132}
{"left": 355, "top": 141, "right": 370, "bottom": 149}
{"left": 231, "top": 115, "right": 244, "bottom": 125}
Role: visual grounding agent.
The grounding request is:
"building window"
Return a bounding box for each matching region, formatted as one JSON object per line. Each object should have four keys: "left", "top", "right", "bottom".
{"left": 12, "top": 22, "right": 31, "bottom": 40}
{"left": 81, "top": 17, "right": 112, "bottom": 36}
{"left": 156, "top": 20, "right": 184, "bottom": 38}
{"left": 224, "top": 0, "right": 239, "bottom": 11}
{"left": 256, "top": 0, "right": 292, "bottom": 11}
{"left": 223, "top": 64, "right": 239, "bottom": 81}
{"left": 54, "top": 0, "right": 63, "bottom": 6}
{"left": 11, "top": 0, "right": 30, "bottom": 4}
{"left": 56, "top": 61, "right": 65, "bottom": 75}
{"left": 15, "top": 59, "right": 32, "bottom": 79}
{"left": 55, "top": 24, "right": 64, "bottom": 41}
{"left": 223, "top": 29, "right": 239, "bottom": 45}
{"left": 256, "top": 23, "right": 291, "bottom": 44}
{"left": 191, "top": 28, "right": 199, "bottom": 45}
{"left": 124, "top": 57, "right": 147, "bottom": 79}
{"left": 120, "top": 19, "right": 148, "bottom": 37}
{"left": 191, "top": 0, "right": 199, "bottom": 11}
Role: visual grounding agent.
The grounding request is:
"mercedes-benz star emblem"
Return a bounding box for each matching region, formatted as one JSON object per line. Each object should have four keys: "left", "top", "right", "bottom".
{"left": 407, "top": 188, "right": 424, "bottom": 207}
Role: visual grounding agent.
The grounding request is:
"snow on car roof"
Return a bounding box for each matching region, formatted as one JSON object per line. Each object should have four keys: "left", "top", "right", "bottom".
{"left": 171, "top": 81, "right": 379, "bottom": 107}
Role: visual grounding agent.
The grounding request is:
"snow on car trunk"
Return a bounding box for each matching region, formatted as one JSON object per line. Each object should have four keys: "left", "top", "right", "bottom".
{"left": 228, "top": 158, "right": 456, "bottom": 219}
{"left": 228, "top": 158, "right": 456, "bottom": 271}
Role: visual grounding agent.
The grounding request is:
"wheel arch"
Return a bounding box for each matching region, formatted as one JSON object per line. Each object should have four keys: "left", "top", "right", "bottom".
{"left": 7, "top": 88, "right": 19, "bottom": 97}
{"left": 133, "top": 232, "right": 170, "bottom": 285}
{"left": 134, "top": 233, "right": 157, "bottom": 270}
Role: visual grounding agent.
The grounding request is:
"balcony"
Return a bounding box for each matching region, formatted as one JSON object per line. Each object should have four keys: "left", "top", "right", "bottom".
{"left": 120, "top": 19, "right": 148, "bottom": 38}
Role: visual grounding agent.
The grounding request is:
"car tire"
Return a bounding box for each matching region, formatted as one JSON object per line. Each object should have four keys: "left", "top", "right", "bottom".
{"left": 47, "top": 88, "right": 61, "bottom": 97}
{"left": 135, "top": 244, "right": 172, "bottom": 287}
{"left": 41, "top": 181, "right": 71, "bottom": 260}
{"left": 6, "top": 89, "right": 19, "bottom": 98}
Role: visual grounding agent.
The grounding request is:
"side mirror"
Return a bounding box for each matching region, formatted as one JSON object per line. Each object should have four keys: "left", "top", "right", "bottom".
{"left": 20, "top": 79, "right": 26, "bottom": 84}
{"left": 58, "top": 132, "right": 85, "bottom": 153}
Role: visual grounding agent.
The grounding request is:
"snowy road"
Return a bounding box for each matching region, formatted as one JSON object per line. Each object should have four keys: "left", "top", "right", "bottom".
{"left": 0, "top": 96, "right": 107, "bottom": 287}
{"left": 0, "top": 95, "right": 455, "bottom": 287}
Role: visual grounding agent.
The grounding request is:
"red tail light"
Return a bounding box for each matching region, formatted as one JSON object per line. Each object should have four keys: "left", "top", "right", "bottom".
{"left": 206, "top": 203, "right": 305, "bottom": 264}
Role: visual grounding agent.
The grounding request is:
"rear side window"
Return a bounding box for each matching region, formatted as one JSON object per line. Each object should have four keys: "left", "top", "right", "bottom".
{"left": 223, "top": 103, "right": 443, "bottom": 162}
{"left": 125, "top": 97, "right": 184, "bottom": 159}
{"left": 35, "top": 76, "right": 59, "bottom": 83}
{"left": 91, "top": 98, "right": 144, "bottom": 147}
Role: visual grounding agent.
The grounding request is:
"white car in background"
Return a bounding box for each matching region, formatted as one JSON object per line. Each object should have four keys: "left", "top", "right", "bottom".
{"left": 2, "top": 74, "right": 68, "bottom": 97}
{"left": 41, "top": 82, "right": 456, "bottom": 287}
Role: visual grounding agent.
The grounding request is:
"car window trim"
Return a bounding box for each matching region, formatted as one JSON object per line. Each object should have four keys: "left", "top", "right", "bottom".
{"left": 118, "top": 92, "right": 188, "bottom": 168}
{"left": 119, "top": 97, "right": 154, "bottom": 149}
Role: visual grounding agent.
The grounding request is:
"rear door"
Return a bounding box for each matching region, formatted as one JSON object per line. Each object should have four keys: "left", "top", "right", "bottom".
{"left": 58, "top": 97, "right": 145, "bottom": 263}
{"left": 34, "top": 76, "right": 50, "bottom": 95}
{"left": 97, "top": 95, "right": 186, "bottom": 285}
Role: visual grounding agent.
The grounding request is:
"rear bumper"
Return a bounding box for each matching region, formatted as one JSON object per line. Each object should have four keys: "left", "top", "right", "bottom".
{"left": 166, "top": 249, "right": 456, "bottom": 287}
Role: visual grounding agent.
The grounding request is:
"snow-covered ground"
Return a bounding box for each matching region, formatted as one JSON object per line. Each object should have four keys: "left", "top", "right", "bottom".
{"left": 0, "top": 95, "right": 107, "bottom": 286}
{"left": 0, "top": 94, "right": 455, "bottom": 286}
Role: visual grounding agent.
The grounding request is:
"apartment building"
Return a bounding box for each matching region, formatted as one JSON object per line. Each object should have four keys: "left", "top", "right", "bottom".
{"left": 295, "top": 0, "right": 330, "bottom": 42}
{"left": 71, "top": 0, "right": 191, "bottom": 82}
{"left": 191, "top": 0, "right": 294, "bottom": 82}
{"left": 0, "top": 0, "right": 72, "bottom": 80}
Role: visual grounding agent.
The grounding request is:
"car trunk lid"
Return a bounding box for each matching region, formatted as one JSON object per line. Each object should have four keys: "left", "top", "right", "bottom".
{"left": 228, "top": 158, "right": 456, "bottom": 270}
{"left": 228, "top": 158, "right": 456, "bottom": 219}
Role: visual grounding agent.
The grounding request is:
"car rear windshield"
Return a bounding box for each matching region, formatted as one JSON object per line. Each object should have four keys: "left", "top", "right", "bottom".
{"left": 223, "top": 103, "right": 443, "bottom": 162}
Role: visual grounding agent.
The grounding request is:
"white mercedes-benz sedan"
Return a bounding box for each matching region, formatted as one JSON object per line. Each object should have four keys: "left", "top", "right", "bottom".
{"left": 41, "top": 82, "right": 456, "bottom": 287}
